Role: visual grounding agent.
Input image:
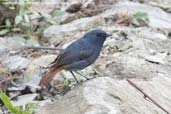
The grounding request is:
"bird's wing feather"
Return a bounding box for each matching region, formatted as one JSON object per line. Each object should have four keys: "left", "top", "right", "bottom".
{"left": 50, "top": 44, "right": 94, "bottom": 68}
{"left": 79, "top": 49, "right": 93, "bottom": 60}
{"left": 49, "top": 50, "right": 66, "bottom": 67}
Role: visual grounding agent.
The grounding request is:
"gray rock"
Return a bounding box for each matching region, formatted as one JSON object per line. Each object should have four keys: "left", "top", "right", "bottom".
{"left": 103, "top": 1, "right": 171, "bottom": 31}
{"left": 2, "top": 55, "right": 30, "bottom": 71}
{"left": 43, "top": 16, "right": 105, "bottom": 45}
{"left": 136, "top": 28, "right": 167, "bottom": 40}
{"left": 24, "top": 55, "right": 56, "bottom": 87}
{"left": 43, "top": 1, "right": 171, "bottom": 46}
{"left": 0, "top": 37, "right": 25, "bottom": 56}
{"left": 13, "top": 93, "right": 38, "bottom": 107}
{"left": 38, "top": 77, "right": 171, "bottom": 114}
{"left": 96, "top": 52, "right": 171, "bottom": 80}
{"left": 149, "top": 0, "right": 171, "bottom": 8}
{"left": 0, "top": 38, "right": 8, "bottom": 51}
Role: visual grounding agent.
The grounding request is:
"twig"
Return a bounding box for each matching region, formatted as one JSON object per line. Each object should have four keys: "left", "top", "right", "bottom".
{"left": 127, "top": 79, "right": 170, "bottom": 114}
{"left": 21, "top": 46, "right": 61, "bottom": 50}
{"left": 0, "top": 46, "right": 61, "bottom": 57}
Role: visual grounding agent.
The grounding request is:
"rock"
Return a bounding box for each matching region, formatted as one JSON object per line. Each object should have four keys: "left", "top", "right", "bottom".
{"left": 65, "top": 2, "right": 82, "bottom": 13}
{"left": 96, "top": 52, "right": 170, "bottom": 80}
{"left": 99, "top": 27, "right": 171, "bottom": 79}
{"left": 2, "top": 55, "right": 30, "bottom": 71}
{"left": 137, "top": 28, "right": 167, "bottom": 40}
{"left": 0, "top": 38, "right": 10, "bottom": 59}
{"left": 43, "top": 16, "right": 105, "bottom": 45}
{"left": 37, "top": 77, "right": 171, "bottom": 114}
{"left": 43, "top": 1, "right": 171, "bottom": 46}
{"left": 24, "top": 55, "right": 56, "bottom": 87}
{"left": 52, "top": 10, "right": 69, "bottom": 25}
{"left": 0, "top": 109, "right": 2, "bottom": 114}
{"left": 0, "top": 37, "right": 25, "bottom": 54}
{"left": 0, "top": 36, "right": 40, "bottom": 58}
{"left": 103, "top": 1, "right": 171, "bottom": 31}
{"left": 149, "top": 0, "right": 171, "bottom": 8}
{"left": 13, "top": 93, "right": 38, "bottom": 107}
{"left": 30, "top": 0, "right": 65, "bottom": 14}
{"left": 0, "top": 38, "right": 8, "bottom": 51}
{"left": 143, "top": 52, "right": 167, "bottom": 64}
{"left": 81, "top": 0, "right": 118, "bottom": 8}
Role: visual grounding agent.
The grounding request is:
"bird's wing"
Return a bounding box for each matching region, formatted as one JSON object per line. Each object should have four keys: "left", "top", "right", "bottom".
{"left": 50, "top": 47, "right": 94, "bottom": 68}
{"left": 50, "top": 38, "right": 95, "bottom": 68}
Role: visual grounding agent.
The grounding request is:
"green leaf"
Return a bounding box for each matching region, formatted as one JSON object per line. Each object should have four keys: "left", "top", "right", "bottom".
{"left": 0, "top": 91, "right": 31, "bottom": 114}
{"left": 133, "top": 12, "right": 148, "bottom": 21}
{"left": 0, "top": 91, "right": 20, "bottom": 114}
{"left": 15, "top": 15, "right": 23, "bottom": 25}
{"left": 21, "top": 110, "right": 30, "bottom": 114}
{"left": 24, "top": 103, "right": 38, "bottom": 114}
{"left": 0, "top": 29, "right": 10, "bottom": 35}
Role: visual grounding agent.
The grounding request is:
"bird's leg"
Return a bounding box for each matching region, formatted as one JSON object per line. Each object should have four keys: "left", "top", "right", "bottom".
{"left": 70, "top": 71, "right": 79, "bottom": 83}
{"left": 74, "top": 71, "right": 90, "bottom": 80}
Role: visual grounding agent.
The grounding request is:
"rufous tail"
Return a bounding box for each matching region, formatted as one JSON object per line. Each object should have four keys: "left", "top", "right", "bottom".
{"left": 39, "top": 67, "right": 63, "bottom": 86}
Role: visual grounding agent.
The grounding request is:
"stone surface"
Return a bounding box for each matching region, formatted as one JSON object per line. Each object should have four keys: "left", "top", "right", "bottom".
{"left": 43, "top": 16, "right": 105, "bottom": 45}
{"left": 103, "top": 1, "right": 171, "bottom": 31}
{"left": 2, "top": 55, "right": 30, "bottom": 71}
{"left": 38, "top": 77, "right": 171, "bottom": 114}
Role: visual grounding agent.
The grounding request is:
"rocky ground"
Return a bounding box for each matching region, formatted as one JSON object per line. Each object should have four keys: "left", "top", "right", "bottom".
{"left": 0, "top": 0, "right": 171, "bottom": 114}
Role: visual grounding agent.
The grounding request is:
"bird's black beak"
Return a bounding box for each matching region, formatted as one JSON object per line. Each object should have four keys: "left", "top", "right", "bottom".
{"left": 107, "top": 33, "right": 112, "bottom": 37}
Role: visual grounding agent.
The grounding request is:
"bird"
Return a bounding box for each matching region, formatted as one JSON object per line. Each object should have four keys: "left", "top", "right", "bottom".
{"left": 39, "top": 29, "right": 111, "bottom": 86}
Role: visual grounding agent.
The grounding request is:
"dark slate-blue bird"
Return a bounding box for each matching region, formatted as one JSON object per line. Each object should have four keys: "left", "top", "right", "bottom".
{"left": 40, "top": 29, "right": 111, "bottom": 86}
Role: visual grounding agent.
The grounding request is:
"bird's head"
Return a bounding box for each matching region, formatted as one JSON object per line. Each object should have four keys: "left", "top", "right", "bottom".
{"left": 83, "top": 29, "right": 111, "bottom": 44}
